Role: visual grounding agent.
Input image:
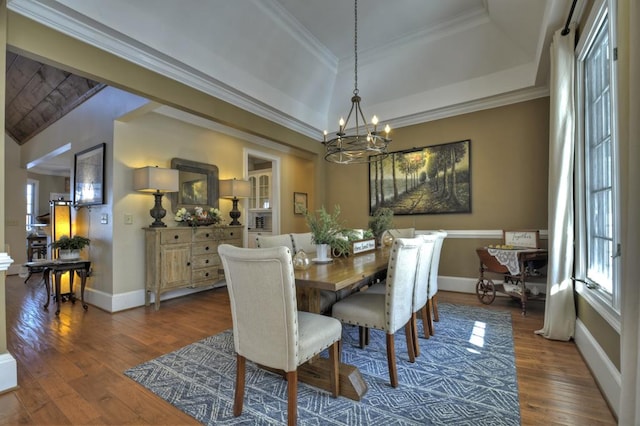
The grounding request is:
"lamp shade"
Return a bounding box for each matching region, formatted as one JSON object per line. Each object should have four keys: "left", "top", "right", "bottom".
{"left": 133, "top": 166, "right": 179, "bottom": 193}
{"left": 219, "top": 178, "right": 251, "bottom": 199}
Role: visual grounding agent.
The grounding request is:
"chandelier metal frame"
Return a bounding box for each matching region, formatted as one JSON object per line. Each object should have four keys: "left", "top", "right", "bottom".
{"left": 322, "top": 0, "right": 391, "bottom": 164}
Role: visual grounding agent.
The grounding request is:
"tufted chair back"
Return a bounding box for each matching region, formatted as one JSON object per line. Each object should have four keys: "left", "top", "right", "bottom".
{"left": 413, "top": 234, "right": 437, "bottom": 314}
{"left": 290, "top": 232, "right": 316, "bottom": 254}
{"left": 384, "top": 237, "right": 423, "bottom": 332}
{"left": 219, "top": 244, "right": 342, "bottom": 424}
{"left": 219, "top": 244, "right": 299, "bottom": 371}
{"left": 331, "top": 237, "right": 422, "bottom": 388}
{"left": 255, "top": 233, "right": 295, "bottom": 252}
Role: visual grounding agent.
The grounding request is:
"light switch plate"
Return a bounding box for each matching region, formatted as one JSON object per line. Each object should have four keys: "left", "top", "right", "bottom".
{"left": 124, "top": 214, "right": 134, "bottom": 225}
{"left": 101, "top": 213, "right": 108, "bottom": 224}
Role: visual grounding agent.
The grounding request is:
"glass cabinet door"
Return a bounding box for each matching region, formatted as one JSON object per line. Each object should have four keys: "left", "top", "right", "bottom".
{"left": 249, "top": 176, "right": 257, "bottom": 209}
{"left": 258, "top": 174, "right": 270, "bottom": 209}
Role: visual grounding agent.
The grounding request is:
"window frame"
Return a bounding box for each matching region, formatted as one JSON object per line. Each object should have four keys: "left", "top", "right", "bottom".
{"left": 26, "top": 179, "right": 39, "bottom": 232}
{"left": 575, "top": 0, "right": 621, "bottom": 331}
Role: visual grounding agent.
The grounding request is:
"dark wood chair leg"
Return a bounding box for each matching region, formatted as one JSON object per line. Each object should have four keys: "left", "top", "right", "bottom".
{"left": 329, "top": 341, "right": 339, "bottom": 397}
{"left": 386, "top": 333, "right": 398, "bottom": 388}
{"left": 358, "top": 326, "right": 366, "bottom": 349}
{"left": 234, "top": 354, "right": 246, "bottom": 417}
{"left": 410, "top": 312, "right": 420, "bottom": 357}
{"left": 432, "top": 294, "right": 440, "bottom": 322}
{"left": 405, "top": 322, "right": 416, "bottom": 363}
{"left": 426, "top": 299, "right": 435, "bottom": 336}
{"left": 420, "top": 305, "right": 430, "bottom": 339}
{"left": 286, "top": 371, "right": 297, "bottom": 426}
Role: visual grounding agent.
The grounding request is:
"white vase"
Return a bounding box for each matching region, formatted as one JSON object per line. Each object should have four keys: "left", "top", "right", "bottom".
{"left": 59, "top": 249, "right": 80, "bottom": 260}
{"left": 315, "top": 244, "right": 330, "bottom": 261}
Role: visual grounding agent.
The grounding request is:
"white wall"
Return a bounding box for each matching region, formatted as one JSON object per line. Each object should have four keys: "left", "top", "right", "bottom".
{"left": 10, "top": 87, "right": 148, "bottom": 294}
{"left": 4, "top": 133, "right": 27, "bottom": 274}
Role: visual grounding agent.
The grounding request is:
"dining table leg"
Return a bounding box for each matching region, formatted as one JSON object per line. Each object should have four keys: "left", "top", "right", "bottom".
{"left": 293, "top": 286, "right": 368, "bottom": 401}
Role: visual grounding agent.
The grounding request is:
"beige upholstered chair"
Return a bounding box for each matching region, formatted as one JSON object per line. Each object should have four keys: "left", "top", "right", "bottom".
{"left": 218, "top": 244, "right": 342, "bottom": 425}
{"left": 331, "top": 237, "right": 422, "bottom": 388}
{"left": 382, "top": 227, "right": 416, "bottom": 242}
{"left": 416, "top": 230, "right": 448, "bottom": 336}
{"left": 255, "top": 233, "right": 295, "bottom": 251}
{"left": 290, "top": 232, "right": 316, "bottom": 254}
{"left": 290, "top": 232, "right": 343, "bottom": 313}
{"left": 409, "top": 234, "right": 437, "bottom": 354}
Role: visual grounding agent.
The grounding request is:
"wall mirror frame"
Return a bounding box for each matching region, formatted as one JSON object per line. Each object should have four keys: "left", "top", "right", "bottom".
{"left": 168, "top": 158, "right": 219, "bottom": 212}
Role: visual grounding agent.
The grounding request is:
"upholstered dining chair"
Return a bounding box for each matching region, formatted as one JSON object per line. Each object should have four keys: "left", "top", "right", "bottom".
{"left": 331, "top": 237, "right": 423, "bottom": 388}
{"left": 218, "top": 244, "right": 342, "bottom": 426}
{"left": 416, "top": 230, "right": 448, "bottom": 336}
{"left": 409, "top": 234, "right": 437, "bottom": 354}
{"left": 290, "top": 232, "right": 316, "bottom": 254}
{"left": 255, "top": 233, "right": 295, "bottom": 251}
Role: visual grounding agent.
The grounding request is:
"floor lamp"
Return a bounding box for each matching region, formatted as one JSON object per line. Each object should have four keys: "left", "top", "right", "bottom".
{"left": 219, "top": 178, "right": 251, "bottom": 226}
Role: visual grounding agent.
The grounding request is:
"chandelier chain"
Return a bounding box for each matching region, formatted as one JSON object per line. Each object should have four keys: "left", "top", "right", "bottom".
{"left": 353, "top": 0, "right": 358, "bottom": 96}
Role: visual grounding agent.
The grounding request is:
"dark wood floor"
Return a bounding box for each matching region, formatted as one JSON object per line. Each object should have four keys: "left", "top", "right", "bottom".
{"left": 0, "top": 273, "right": 616, "bottom": 425}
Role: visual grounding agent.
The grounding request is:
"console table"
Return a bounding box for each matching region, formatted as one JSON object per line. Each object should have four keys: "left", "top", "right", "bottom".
{"left": 25, "top": 260, "right": 91, "bottom": 315}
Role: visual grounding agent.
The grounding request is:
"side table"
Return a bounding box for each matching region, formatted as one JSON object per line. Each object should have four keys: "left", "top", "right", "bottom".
{"left": 37, "top": 260, "right": 92, "bottom": 315}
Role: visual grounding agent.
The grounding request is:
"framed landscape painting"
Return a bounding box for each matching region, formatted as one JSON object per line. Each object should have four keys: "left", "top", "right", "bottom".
{"left": 73, "top": 143, "right": 105, "bottom": 206}
{"left": 369, "top": 139, "right": 471, "bottom": 215}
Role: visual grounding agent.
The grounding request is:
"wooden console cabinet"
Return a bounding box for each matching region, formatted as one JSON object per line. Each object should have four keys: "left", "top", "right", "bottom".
{"left": 144, "top": 225, "right": 242, "bottom": 310}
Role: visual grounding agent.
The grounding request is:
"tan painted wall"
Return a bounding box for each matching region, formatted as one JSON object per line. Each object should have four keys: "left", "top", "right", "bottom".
{"left": 112, "top": 112, "right": 315, "bottom": 296}
{"left": 327, "top": 97, "right": 550, "bottom": 279}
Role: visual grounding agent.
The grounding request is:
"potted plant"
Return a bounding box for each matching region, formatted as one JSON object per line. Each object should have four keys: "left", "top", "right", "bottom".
{"left": 49, "top": 235, "right": 91, "bottom": 260}
{"left": 368, "top": 207, "right": 394, "bottom": 246}
{"left": 304, "top": 205, "right": 344, "bottom": 261}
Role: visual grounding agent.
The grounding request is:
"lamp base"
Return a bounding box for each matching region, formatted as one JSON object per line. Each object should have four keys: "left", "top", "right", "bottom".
{"left": 229, "top": 197, "right": 242, "bottom": 226}
{"left": 149, "top": 191, "right": 168, "bottom": 227}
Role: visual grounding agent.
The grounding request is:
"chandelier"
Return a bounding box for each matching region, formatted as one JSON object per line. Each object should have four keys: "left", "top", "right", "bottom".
{"left": 322, "top": 0, "right": 391, "bottom": 164}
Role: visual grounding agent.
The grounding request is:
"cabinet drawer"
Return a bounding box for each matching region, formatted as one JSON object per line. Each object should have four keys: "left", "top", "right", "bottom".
{"left": 192, "top": 253, "right": 220, "bottom": 269}
{"left": 219, "top": 227, "right": 241, "bottom": 241}
{"left": 160, "top": 229, "right": 192, "bottom": 244}
{"left": 192, "top": 241, "right": 218, "bottom": 256}
{"left": 192, "top": 266, "right": 220, "bottom": 283}
{"left": 193, "top": 227, "right": 218, "bottom": 242}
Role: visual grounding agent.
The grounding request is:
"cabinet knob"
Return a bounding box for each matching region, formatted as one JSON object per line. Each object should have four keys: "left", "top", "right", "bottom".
{"left": 205, "top": 272, "right": 209, "bottom": 277}
{"left": 205, "top": 259, "right": 209, "bottom": 264}
{"left": 174, "top": 235, "right": 179, "bottom": 240}
{"left": 187, "top": 262, "right": 191, "bottom": 266}
{"left": 230, "top": 232, "right": 234, "bottom": 236}
{"left": 205, "top": 246, "right": 210, "bottom": 251}
{"left": 205, "top": 233, "right": 210, "bottom": 238}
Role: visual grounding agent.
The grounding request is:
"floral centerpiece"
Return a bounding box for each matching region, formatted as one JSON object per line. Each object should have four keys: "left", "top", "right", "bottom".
{"left": 175, "top": 206, "right": 223, "bottom": 227}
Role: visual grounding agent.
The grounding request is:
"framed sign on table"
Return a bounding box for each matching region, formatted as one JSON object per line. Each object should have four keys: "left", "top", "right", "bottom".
{"left": 73, "top": 143, "right": 105, "bottom": 207}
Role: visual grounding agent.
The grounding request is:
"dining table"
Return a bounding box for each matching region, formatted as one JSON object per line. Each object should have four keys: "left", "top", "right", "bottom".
{"left": 292, "top": 246, "right": 390, "bottom": 401}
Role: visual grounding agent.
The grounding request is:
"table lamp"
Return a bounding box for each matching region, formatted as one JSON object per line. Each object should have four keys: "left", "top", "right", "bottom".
{"left": 133, "top": 166, "right": 179, "bottom": 227}
{"left": 219, "top": 178, "right": 251, "bottom": 225}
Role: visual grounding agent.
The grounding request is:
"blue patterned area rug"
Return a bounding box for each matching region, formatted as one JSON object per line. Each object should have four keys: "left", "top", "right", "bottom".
{"left": 125, "top": 303, "right": 520, "bottom": 425}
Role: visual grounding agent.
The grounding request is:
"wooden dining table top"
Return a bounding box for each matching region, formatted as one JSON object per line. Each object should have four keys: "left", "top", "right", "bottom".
{"left": 294, "top": 246, "right": 390, "bottom": 292}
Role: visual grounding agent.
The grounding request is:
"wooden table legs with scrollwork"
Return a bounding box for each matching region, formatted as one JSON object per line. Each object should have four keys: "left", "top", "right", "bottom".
{"left": 42, "top": 261, "right": 91, "bottom": 315}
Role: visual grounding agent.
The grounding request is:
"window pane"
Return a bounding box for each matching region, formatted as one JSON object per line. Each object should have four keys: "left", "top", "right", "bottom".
{"left": 584, "top": 15, "right": 613, "bottom": 293}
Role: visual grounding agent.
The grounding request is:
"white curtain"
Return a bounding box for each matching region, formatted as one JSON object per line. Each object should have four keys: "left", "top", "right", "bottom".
{"left": 534, "top": 26, "right": 576, "bottom": 341}
{"left": 619, "top": 0, "right": 640, "bottom": 422}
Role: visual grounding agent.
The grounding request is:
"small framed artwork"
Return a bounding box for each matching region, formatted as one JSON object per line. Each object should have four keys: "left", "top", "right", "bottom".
{"left": 293, "top": 192, "right": 308, "bottom": 215}
{"left": 73, "top": 143, "right": 106, "bottom": 206}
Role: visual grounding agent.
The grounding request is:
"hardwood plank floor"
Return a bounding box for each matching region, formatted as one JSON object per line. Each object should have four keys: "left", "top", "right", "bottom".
{"left": 1, "top": 273, "right": 616, "bottom": 425}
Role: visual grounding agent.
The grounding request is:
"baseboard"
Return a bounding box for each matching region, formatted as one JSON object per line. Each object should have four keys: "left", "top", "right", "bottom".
{"left": 574, "top": 319, "right": 620, "bottom": 418}
{"left": 85, "top": 283, "right": 226, "bottom": 313}
{"left": 0, "top": 353, "right": 18, "bottom": 393}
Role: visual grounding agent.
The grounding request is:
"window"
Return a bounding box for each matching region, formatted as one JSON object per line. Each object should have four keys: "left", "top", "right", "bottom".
{"left": 576, "top": 0, "right": 621, "bottom": 325}
{"left": 26, "top": 179, "right": 38, "bottom": 232}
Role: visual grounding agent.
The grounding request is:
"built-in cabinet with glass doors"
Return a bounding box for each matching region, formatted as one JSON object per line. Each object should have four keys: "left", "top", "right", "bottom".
{"left": 247, "top": 170, "right": 272, "bottom": 247}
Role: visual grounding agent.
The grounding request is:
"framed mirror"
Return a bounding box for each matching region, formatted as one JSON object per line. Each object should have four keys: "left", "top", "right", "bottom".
{"left": 168, "top": 158, "right": 219, "bottom": 211}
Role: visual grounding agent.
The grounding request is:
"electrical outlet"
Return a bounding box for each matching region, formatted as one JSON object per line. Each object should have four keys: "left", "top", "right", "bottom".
{"left": 124, "top": 214, "right": 134, "bottom": 225}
